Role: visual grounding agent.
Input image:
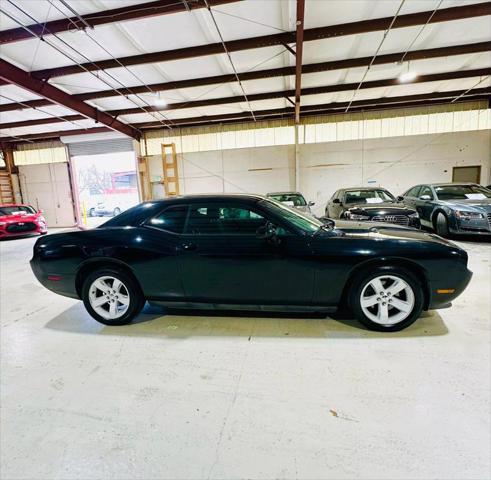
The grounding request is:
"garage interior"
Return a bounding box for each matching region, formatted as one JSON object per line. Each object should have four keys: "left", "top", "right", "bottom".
{"left": 0, "top": 0, "right": 490, "bottom": 479}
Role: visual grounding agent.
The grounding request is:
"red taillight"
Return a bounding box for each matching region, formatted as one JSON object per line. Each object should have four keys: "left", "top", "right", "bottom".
{"left": 47, "top": 275, "right": 63, "bottom": 281}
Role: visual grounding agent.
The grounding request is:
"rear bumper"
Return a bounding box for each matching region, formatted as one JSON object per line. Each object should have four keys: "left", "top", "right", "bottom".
{"left": 30, "top": 258, "right": 79, "bottom": 299}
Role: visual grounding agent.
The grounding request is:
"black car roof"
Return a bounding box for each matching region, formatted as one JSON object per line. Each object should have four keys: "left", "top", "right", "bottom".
{"left": 102, "top": 193, "right": 270, "bottom": 228}
{"left": 146, "top": 193, "right": 266, "bottom": 204}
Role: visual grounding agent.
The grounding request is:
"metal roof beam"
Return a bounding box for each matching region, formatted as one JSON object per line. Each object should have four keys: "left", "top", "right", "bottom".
{"left": 131, "top": 89, "right": 490, "bottom": 127}
{"left": 0, "top": 59, "right": 140, "bottom": 139}
{"left": 0, "top": 0, "right": 240, "bottom": 45}
{"left": 1, "top": 68, "right": 489, "bottom": 130}
{"left": 1, "top": 89, "right": 488, "bottom": 142}
{"left": 11, "top": 2, "right": 490, "bottom": 81}
{"left": 104, "top": 68, "right": 491, "bottom": 116}
{"left": 0, "top": 41, "right": 488, "bottom": 113}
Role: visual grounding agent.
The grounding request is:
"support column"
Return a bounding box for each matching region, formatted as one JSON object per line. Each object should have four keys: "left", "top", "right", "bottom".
{"left": 295, "top": 124, "right": 300, "bottom": 191}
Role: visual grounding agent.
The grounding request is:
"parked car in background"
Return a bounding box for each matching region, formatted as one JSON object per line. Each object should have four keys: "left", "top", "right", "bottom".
{"left": 88, "top": 201, "right": 123, "bottom": 217}
{"left": 266, "top": 191, "right": 315, "bottom": 214}
{"left": 401, "top": 183, "right": 491, "bottom": 237}
{"left": 31, "top": 194, "right": 472, "bottom": 332}
{"left": 324, "top": 187, "right": 420, "bottom": 228}
{"left": 87, "top": 197, "right": 134, "bottom": 217}
{"left": 0, "top": 204, "right": 47, "bottom": 239}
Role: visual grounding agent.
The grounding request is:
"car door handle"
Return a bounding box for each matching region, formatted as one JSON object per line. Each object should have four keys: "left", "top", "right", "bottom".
{"left": 180, "top": 242, "right": 197, "bottom": 251}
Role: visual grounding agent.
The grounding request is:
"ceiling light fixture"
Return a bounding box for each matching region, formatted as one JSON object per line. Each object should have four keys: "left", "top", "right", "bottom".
{"left": 154, "top": 94, "right": 167, "bottom": 108}
{"left": 398, "top": 62, "right": 418, "bottom": 83}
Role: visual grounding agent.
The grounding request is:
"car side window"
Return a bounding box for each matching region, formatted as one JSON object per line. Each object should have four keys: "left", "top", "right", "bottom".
{"left": 406, "top": 186, "right": 421, "bottom": 198}
{"left": 185, "top": 204, "right": 267, "bottom": 235}
{"left": 147, "top": 205, "right": 188, "bottom": 234}
{"left": 419, "top": 186, "right": 434, "bottom": 200}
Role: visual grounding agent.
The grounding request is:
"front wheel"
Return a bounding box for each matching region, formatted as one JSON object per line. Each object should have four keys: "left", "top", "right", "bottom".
{"left": 82, "top": 268, "right": 145, "bottom": 325}
{"left": 350, "top": 267, "right": 424, "bottom": 332}
{"left": 435, "top": 213, "right": 449, "bottom": 238}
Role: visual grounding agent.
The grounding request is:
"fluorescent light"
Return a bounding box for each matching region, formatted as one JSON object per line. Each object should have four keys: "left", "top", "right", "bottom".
{"left": 154, "top": 95, "right": 167, "bottom": 107}
{"left": 398, "top": 71, "right": 417, "bottom": 83}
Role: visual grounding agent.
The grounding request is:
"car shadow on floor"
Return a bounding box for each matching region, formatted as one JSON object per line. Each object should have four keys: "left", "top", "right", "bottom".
{"left": 45, "top": 302, "right": 449, "bottom": 339}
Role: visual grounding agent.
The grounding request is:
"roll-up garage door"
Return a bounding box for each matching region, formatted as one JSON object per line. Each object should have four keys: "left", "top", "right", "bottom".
{"left": 67, "top": 138, "right": 134, "bottom": 157}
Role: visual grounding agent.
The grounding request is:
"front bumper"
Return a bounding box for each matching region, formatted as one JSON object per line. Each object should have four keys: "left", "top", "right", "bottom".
{"left": 450, "top": 216, "right": 491, "bottom": 235}
{"left": 427, "top": 266, "right": 473, "bottom": 310}
{"left": 0, "top": 223, "right": 47, "bottom": 238}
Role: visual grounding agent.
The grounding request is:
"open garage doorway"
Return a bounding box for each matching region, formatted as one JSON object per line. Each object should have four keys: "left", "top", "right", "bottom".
{"left": 67, "top": 138, "right": 140, "bottom": 229}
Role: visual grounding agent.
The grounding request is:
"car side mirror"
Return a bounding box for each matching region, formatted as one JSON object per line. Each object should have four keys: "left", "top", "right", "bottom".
{"left": 419, "top": 194, "right": 432, "bottom": 200}
{"left": 396, "top": 196, "right": 404, "bottom": 202}
{"left": 332, "top": 198, "right": 341, "bottom": 204}
{"left": 308, "top": 201, "right": 315, "bottom": 206}
{"left": 38, "top": 209, "right": 44, "bottom": 214}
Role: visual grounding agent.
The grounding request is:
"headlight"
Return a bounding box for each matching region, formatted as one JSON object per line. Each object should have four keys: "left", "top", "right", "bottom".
{"left": 409, "top": 212, "right": 419, "bottom": 218}
{"left": 346, "top": 212, "right": 370, "bottom": 221}
{"left": 455, "top": 210, "right": 484, "bottom": 219}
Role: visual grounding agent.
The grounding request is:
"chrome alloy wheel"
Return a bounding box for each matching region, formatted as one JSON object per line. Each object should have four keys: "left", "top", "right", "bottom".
{"left": 360, "top": 275, "right": 415, "bottom": 326}
{"left": 88, "top": 276, "right": 130, "bottom": 320}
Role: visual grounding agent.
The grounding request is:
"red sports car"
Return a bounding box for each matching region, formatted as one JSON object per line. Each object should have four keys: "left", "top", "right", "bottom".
{"left": 0, "top": 204, "right": 48, "bottom": 239}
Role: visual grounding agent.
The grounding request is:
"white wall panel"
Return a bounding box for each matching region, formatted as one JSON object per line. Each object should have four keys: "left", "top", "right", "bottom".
{"left": 300, "top": 130, "right": 491, "bottom": 216}
{"left": 18, "top": 163, "right": 75, "bottom": 227}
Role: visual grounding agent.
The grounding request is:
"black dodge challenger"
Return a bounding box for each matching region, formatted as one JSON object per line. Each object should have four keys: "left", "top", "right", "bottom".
{"left": 31, "top": 194, "right": 472, "bottom": 332}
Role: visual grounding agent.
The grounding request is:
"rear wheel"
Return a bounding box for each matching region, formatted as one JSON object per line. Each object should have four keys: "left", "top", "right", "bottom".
{"left": 350, "top": 267, "right": 424, "bottom": 332}
{"left": 435, "top": 213, "right": 449, "bottom": 238}
{"left": 82, "top": 268, "right": 144, "bottom": 325}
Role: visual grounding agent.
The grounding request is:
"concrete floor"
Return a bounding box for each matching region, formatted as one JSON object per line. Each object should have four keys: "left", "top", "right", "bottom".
{"left": 1, "top": 233, "right": 490, "bottom": 480}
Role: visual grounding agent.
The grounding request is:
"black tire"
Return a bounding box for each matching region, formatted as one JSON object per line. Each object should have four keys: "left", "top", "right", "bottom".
{"left": 349, "top": 266, "right": 424, "bottom": 332}
{"left": 81, "top": 268, "right": 145, "bottom": 326}
{"left": 113, "top": 207, "right": 121, "bottom": 216}
{"left": 88, "top": 208, "right": 96, "bottom": 217}
{"left": 435, "top": 212, "right": 449, "bottom": 238}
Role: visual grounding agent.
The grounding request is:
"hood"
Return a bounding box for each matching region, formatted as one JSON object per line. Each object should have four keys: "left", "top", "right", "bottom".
{"left": 331, "top": 219, "right": 456, "bottom": 246}
{"left": 347, "top": 202, "right": 416, "bottom": 215}
{"left": 0, "top": 211, "right": 40, "bottom": 222}
{"left": 441, "top": 199, "right": 491, "bottom": 213}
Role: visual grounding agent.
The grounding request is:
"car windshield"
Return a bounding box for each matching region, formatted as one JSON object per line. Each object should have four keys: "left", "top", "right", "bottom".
{"left": 344, "top": 189, "right": 395, "bottom": 204}
{"left": 260, "top": 199, "right": 323, "bottom": 234}
{"left": 268, "top": 193, "right": 307, "bottom": 207}
{"left": 434, "top": 185, "right": 491, "bottom": 200}
{"left": 0, "top": 205, "right": 35, "bottom": 216}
